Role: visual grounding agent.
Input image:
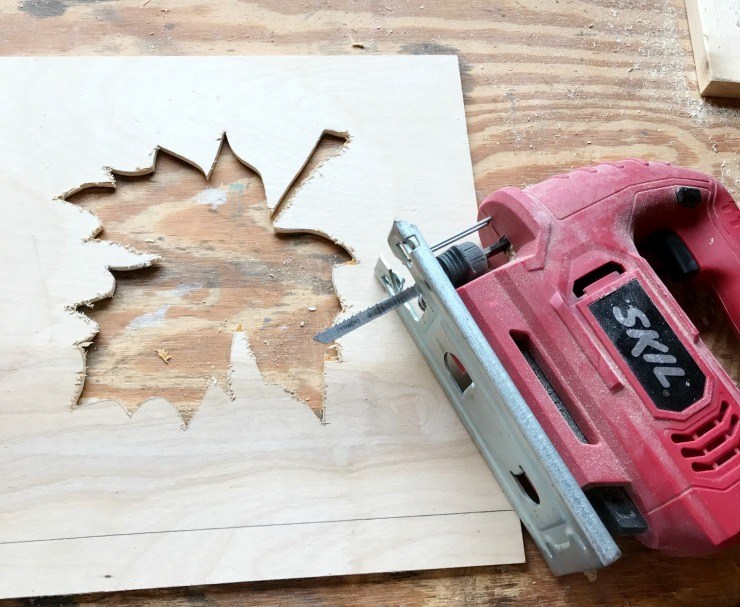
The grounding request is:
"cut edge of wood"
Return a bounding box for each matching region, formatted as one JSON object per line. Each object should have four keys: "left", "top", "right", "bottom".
{"left": 699, "top": 79, "right": 740, "bottom": 99}
{"left": 269, "top": 128, "right": 351, "bottom": 218}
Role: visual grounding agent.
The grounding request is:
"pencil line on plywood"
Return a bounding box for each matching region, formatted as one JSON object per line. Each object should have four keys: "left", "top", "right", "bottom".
{"left": 0, "top": 509, "right": 507, "bottom": 546}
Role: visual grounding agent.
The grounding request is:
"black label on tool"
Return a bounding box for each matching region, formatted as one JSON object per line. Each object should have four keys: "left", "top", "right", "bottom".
{"left": 588, "top": 279, "right": 705, "bottom": 412}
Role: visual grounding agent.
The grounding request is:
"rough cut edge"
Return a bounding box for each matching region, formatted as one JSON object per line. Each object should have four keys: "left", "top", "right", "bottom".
{"left": 64, "top": 131, "right": 348, "bottom": 425}
{"left": 228, "top": 326, "right": 310, "bottom": 423}
{"left": 270, "top": 129, "right": 351, "bottom": 218}
{"left": 67, "top": 244, "right": 160, "bottom": 412}
{"left": 267, "top": 130, "right": 363, "bottom": 409}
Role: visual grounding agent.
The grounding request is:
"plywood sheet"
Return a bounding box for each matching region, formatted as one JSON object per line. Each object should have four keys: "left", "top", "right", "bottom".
{"left": 685, "top": 0, "right": 740, "bottom": 98}
{"left": 0, "top": 56, "right": 522, "bottom": 599}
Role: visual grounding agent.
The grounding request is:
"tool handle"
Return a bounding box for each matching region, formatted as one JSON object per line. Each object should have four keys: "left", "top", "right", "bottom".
{"left": 522, "top": 160, "right": 740, "bottom": 333}
{"left": 680, "top": 183, "right": 740, "bottom": 333}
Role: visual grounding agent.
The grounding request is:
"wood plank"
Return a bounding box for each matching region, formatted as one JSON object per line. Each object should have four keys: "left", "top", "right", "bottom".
{"left": 0, "top": 56, "right": 522, "bottom": 599}
{"left": 0, "top": 1, "right": 738, "bottom": 606}
{"left": 0, "top": 511, "right": 522, "bottom": 598}
{"left": 685, "top": 0, "right": 740, "bottom": 98}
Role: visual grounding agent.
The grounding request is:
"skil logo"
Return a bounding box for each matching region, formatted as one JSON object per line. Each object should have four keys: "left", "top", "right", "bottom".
{"left": 588, "top": 279, "right": 704, "bottom": 412}
{"left": 611, "top": 305, "right": 685, "bottom": 389}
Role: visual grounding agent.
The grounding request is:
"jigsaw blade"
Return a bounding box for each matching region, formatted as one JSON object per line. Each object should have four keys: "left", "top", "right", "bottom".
{"left": 313, "top": 284, "right": 419, "bottom": 344}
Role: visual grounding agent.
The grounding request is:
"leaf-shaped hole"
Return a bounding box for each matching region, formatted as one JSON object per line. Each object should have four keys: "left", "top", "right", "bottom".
{"left": 68, "top": 135, "right": 351, "bottom": 425}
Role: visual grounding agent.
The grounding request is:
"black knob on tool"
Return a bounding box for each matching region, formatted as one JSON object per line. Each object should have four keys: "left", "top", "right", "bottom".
{"left": 436, "top": 237, "right": 511, "bottom": 288}
{"left": 437, "top": 242, "right": 488, "bottom": 287}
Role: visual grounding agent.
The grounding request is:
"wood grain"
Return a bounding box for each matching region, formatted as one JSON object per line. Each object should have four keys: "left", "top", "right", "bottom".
{"left": 0, "top": 0, "right": 738, "bottom": 605}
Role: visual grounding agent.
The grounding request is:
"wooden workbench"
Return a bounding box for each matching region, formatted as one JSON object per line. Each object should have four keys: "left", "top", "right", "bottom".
{"left": 1, "top": 0, "right": 738, "bottom": 605}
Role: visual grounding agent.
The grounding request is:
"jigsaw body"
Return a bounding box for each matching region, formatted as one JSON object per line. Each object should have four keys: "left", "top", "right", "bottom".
{"left": 468, "top": 160, "right": 739, "bottom": 556}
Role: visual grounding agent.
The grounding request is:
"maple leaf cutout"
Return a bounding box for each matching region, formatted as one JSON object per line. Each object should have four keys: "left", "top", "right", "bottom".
{"left": 70, "top": 136, "right": 350, "bottom": 424}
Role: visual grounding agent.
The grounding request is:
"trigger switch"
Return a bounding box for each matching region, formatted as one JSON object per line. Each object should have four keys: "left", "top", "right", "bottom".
{"left": 645, "top": 230, "right": 699, "bottom": 281}
{"left": 676, "top": 186, "right": 702, "bottom": 208}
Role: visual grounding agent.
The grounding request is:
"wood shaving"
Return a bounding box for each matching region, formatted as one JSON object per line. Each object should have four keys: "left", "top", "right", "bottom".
{"left": 348, "top": 33, "right": 364, "bottom": 48}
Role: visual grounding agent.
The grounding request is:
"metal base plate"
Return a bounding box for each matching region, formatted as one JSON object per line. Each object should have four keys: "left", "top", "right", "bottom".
{"left": 375, "top": 220, "right": 621, "bottom": 576}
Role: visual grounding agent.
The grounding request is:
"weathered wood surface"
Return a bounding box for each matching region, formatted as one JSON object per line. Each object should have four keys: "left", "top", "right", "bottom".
{"left": 0, "top": 0, "right": 738, "bottom": 605}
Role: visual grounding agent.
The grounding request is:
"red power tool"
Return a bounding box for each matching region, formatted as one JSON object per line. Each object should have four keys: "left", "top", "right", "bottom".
{"left": 316, "top": 160, "right": 739, "bottom": 575}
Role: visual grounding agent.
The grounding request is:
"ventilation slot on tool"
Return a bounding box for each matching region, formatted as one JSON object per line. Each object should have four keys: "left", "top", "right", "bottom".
{"left": 443, "top": 352, "right": 473, "bottom": 394}
{"left": 512, "top": 333, "right": 589, "bottom": 444}
{"left": 671, "top": 402, "right": 740, "bottom": 473}
{"left": 573, "top": 262, "right": 624, "bottom": 297}
{"left": 511, "top": 468, "right": 540, "bottom": 504}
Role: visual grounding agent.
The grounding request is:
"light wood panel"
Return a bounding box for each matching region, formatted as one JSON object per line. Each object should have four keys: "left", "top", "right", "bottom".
{"left": 0, "top": 511, "right": 519, "bottom": 598}
{"left": 0, "top": 1, "right": 738, "bottom": 606}
{"left": 0, "top": 56, "right": 522, "bottom": 599}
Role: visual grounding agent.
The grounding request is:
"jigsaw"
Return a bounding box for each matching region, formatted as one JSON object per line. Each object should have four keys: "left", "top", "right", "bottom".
{"left": 316, "top": 160, "right": 740, "bottom": 575}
